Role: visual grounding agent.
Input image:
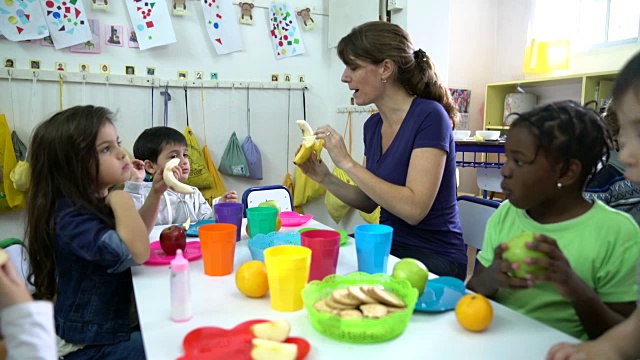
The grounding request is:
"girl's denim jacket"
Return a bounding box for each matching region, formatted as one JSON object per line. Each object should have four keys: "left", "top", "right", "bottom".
{"left": 53, "top": 199, "right": 138, "bottom": 344}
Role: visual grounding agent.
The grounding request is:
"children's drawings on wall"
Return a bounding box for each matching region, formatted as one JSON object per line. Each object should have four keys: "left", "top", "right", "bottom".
{"left": 39, "top": 0, "right": 91, "bottom": 49}
{"left": 449, "top": 88, "right": 471, "bottom": 114}
{"left": 127, "top": 26, "right": 138, "bottom": 47}
{"left": 201, "top": 0, "right": 242, "bottom": 55}
{"left": 449, "top": 88, "right": 471, "bottom": 130}
{"left": 69, "top": 18, "right": 100, "bottom": 53}
{"left": 268, "top": 0, "right": 304, "bottom": 60}
{"left": 0, "top": 0, "right": 49, "bottom": 41}
{"left": 104, "top": 23, "right": 123, "bottom": 46}
{"left": 296, "top": 7, "right": 315, "bottom": 30}
{"left": 124, "top": 0, "right": 176, "bottom": 50}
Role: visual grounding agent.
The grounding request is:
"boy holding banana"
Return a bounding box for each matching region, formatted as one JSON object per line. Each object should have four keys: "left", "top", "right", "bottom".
{"left": 124, "top": 127, "right": 238, "bottom": 225}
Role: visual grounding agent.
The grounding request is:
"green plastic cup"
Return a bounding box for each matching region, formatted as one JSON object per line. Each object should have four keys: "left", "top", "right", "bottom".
{"left": 246, "top": 207, "right": 278, "bottom": 238}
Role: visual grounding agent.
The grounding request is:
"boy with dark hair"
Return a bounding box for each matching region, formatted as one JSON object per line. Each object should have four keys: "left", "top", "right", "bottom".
{"left": 125, "top": 127, "right": 237, "bottom": 225}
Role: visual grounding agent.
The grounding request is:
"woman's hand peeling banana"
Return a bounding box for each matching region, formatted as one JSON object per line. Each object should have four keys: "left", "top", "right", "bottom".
{"left": 163, "top": 158, "right": 194, "bottom": 194}
{"left": 293, "top": 120, "right": 324, "bottom": 165}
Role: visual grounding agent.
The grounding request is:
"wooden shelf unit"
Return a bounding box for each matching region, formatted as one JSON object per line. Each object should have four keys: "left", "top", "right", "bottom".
{"left": 483, "top": 70, "right": 618, "bottom": 131}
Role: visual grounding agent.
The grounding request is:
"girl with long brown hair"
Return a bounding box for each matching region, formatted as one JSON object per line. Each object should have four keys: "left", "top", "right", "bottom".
{"left": 26, "top": 105, "right": 169, "bottom": 359}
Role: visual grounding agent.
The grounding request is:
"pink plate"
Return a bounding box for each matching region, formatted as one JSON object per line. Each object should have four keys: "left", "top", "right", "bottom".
{"left": 144, "top": 241, "right": 202, "bottom": 266}
{"left": 279, "top": 211, "right": 313, "bottom": 227}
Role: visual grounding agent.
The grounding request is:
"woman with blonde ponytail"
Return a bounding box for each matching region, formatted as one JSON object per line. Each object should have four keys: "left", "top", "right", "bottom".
{"left": 297, "top": 21, "right": 466, "bottom": 279}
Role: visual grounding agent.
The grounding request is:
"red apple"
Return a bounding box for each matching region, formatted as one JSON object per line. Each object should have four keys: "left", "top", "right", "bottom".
{"left": 159, "top": 225, "right": 186, "bottom": 256}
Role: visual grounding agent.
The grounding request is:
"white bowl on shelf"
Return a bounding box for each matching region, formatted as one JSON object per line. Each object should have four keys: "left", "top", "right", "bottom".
{"left": 476, "top": 130, "right": 500, "bottom": 141}
{"left": 453, "top": 130, "right": 471, "bottom": 141}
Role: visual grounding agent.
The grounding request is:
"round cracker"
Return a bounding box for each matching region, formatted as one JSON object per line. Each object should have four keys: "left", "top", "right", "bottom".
{"left": 313, "top": 299, "right": 336, "bottom": 314}
{"left": 386, "top": 306, "right": 407, "bottom": 314}
{"left": 325, "top": 295, "right": 358, "bottom": 310}
{"left": 331, "top": 289, "right": 362, "bottom": 306}
{"left": 347, "top": 285, "right": 377, "bottom": 304}
{"left": 360, "top": 303, "right": 388, "bottom": 319}
{"left": 339, "top": 309, "right": 363, "bottom": 319}
{"left": 369, "top": 287, "right": 406, "bottom": 308}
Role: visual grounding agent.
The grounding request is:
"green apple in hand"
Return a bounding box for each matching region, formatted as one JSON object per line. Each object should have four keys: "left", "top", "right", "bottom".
{"left": 392, "top": 258, "right": 429, "bottom": 295}
{"left": 502, "top": 231, "right": 549, "bottom": 279}
{"left": 258, "top": 200, "right": 280, "bottom": 215}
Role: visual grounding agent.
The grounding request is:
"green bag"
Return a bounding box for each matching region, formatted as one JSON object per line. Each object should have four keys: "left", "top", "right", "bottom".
{"left": 218, "top": 131, "right": 250, "bottom": 177}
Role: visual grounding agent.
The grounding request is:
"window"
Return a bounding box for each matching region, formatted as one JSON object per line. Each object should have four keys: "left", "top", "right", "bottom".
{"left": 577, "top": 0, "right": 640, "bottom": 49}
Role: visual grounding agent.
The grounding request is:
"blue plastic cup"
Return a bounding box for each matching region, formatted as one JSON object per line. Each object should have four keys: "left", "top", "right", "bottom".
{"left": 354, "top": 224, "right": 393, "bottom": 274}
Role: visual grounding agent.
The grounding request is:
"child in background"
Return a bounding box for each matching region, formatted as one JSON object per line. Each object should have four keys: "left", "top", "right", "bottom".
{"left": 0, "top": 253, "right": 56, "bottom": 360}
{"left": 125, "top": 126, "right": 238, "bottom": 226}
{"left": 468, "top": 100, "right": 640, "bottom": 340}
{"left": 547, "top": 52, "right": 640, "bottom": 360}
{"left": 584, "top": 103, "right": 640, "bottom": 225}
{"left": 26, "top": 106, "right": 171, "bottom": 359}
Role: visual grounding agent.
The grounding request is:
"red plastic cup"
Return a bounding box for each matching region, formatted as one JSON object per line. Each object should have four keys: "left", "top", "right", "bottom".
{"left": 300, "top": 230, "right": 341, "bottom": 282}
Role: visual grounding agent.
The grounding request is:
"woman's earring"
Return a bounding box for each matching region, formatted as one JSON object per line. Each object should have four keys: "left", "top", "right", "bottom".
{"left": 557, "top": 182, "right": 562, "bottom": 189}
{"left": 381, "top": 78, "right": 387, "bottom": 83}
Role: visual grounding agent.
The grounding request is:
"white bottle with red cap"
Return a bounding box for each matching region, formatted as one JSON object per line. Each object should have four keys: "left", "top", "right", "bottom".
{"left": 170, "top": 249, "right": 192, "bottom": 322}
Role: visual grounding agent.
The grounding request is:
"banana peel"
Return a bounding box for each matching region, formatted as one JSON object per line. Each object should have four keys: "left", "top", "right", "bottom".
{"left": 293, "top": 120, "right": 324, "bottom": 165}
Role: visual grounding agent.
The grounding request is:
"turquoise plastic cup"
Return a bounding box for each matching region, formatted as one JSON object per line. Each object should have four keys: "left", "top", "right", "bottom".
{"left": 354, "top": 224, "right": 393, "bottom": 274}
{"left": 246, "top": 207, "right": 278, "bottom": 238}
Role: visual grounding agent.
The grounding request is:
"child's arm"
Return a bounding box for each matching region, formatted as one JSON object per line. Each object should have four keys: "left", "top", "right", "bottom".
{"left": 547, "top": 309, "right": 640, "bottom": 360}
{"left": 525, "top": 234, "right": 634, "bottom": 339}
{"left": 0, "top": 261, "right": 56, "bottom": 360}
{"left": 467, "top": 242, "right": 531, "bottom": 297}
{"left": 106, "top": 190, "right": 150, "bottom": 263}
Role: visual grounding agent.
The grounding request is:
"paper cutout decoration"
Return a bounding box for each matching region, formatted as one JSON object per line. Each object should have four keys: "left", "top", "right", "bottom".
{"left": 39, "top": 0, "right": 91, "bottom": 49}
{"left": 296, "top": 7, "right": 315, "bottom": 30}
{"left": 268, "top": 0, "right": 305, "bottom": 60}
{"left": 124, "top": 0, "right": 176, "bottom": 50}
{"left": 172, "top": 0, "right": 186, "bottom": 15}
{"left": 127, "top": 26, "right": 138, "bottom": 47}
{"left": 201, "top": 0, "right": 242, "bottom": 55}
{"left": 104, "top": 23, "right": 123, "bottom": 47}
{"left": 0, "top": 0, "right": 49, "bottom": 41}
{"left": 238, "top": 2, "right": 253, "bottom": 24}
{"left": 69, "top": 18, "right": 99, "bottom": 53}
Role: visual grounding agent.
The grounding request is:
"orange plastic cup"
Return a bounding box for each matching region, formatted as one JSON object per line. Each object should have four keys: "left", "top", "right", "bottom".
{"left": 198, "top": 223, "right": 237, "bottom": 276}
{"left": 264, "top": 245, "right": 311, "bottom": 312}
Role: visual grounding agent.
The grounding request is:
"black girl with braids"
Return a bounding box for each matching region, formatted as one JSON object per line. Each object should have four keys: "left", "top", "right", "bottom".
{"left": 296, "top": 21, "right": 467, "bottom": 280}
{"left": 469, "top": 100, "right": 640, "bottom": 340}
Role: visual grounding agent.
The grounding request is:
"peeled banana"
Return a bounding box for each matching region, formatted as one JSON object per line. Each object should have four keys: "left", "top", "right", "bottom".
{"left": 163, "top": 158, "right": 194, "bottom": 194}
{"left": 293, "top": 120, "right": 324, "bottom": 165}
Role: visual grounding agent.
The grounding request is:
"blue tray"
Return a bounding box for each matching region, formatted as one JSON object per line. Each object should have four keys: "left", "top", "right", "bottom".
{"left": 414, "top": 276, "right": 466, "bottom": 313}
{"left": 185, "top": 220, "right": 216, "bottom": 237}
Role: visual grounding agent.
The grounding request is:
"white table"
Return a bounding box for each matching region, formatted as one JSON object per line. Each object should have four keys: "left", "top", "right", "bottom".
{"left": 132, "top": 220, "right": 579, "bottom": 360}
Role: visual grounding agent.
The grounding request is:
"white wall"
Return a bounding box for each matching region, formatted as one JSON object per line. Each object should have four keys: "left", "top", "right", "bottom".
{"left": 448, "top": 0, "right": 498, "bottom": 195}
{"left": 0, "top": 0, "right": 339, "bottom": 238}
{"left": 391, "top": 0, "right": 450, "bottom": 85}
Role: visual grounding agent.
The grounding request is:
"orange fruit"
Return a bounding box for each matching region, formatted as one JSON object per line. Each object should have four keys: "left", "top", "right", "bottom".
{"left": 455, "top": 294, "right": 493, "bottom": 332}
{"left": 236, "top": 260, "right": 269, "bottom": 298}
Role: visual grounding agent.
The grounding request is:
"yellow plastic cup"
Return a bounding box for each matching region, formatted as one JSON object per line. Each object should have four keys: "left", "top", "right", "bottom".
{"left": 264, "top": 245, "right": 312, "bottom": 312}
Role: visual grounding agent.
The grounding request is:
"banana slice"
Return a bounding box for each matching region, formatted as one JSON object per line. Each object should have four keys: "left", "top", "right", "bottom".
{"left": 164, "top": 158, "right": 194, "bottom": 194}
{"left": 182, "top": 217, "right": 191, "bottom": 231}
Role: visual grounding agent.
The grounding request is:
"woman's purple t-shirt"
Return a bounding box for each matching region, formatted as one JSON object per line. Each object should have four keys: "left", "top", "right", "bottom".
{"left": 363, "top": 97, "right": 466, "bottom": 264}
